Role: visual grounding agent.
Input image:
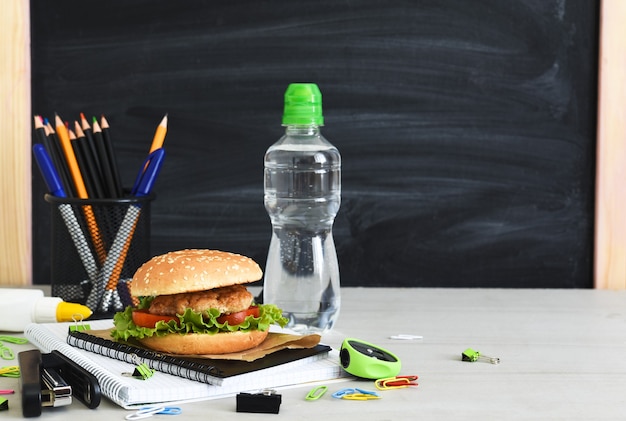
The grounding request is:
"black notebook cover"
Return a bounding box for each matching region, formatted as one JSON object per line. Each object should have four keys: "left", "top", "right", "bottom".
{"left": 67, "top": 329, "right": 332, "bottom": 385}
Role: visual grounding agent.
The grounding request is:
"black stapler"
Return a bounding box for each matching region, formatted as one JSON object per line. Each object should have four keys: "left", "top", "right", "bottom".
{"left": 18, "top": 349, "right": 101, "bottom": 417}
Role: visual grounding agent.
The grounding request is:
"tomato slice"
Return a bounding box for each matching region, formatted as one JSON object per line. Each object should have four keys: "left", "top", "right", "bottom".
{"left": 217, "top": 306, "right": 260, "bottom": 326}
{"left": 132, "top": 309, "right": 179, "bottom": 328}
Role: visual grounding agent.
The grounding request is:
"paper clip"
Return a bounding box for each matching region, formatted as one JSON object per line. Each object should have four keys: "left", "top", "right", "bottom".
{"left": 0, "top": 336, "right": 28, "bottom": 345}
{"left": 305, "top": 385, "right": 328, "bottom": 401}
{"left": 0, "top": 366, "right": 20, "bottom": 378}
{"left": 375, "top": 375, "right": 419, "bottom": 390}
{"left": 342, "top": 393, "right": 381, "bottom": 401}
{"left": 462, "top": 348, "right": 500, "bottom": 364}
{"left": 125, "top": 406, "right": 182, "bottom": 420}
{"left": 0, "top": 346, "right": 12, "bottom": 361}
{"left": 0, "top": 336, "right": 28, "bottom": 361}
{"left": 332, "top": 388, "right": 379, "bottom": 399}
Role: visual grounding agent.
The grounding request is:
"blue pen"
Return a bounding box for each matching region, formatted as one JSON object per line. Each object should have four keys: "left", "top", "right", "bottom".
{"left": 96, "top": 148, "right": 166, "bottom": 312}
{"left": 33, "top": 144, "right": 100, "bottom": 288}
{"left": 32, "top": 144, "right": 67, "bottom": 197}
{"left": 131, "top": 148, "right": 166, "bottom": 196}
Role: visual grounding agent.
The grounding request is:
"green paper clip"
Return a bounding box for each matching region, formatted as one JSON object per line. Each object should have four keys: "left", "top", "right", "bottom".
{"left": 0, "top": 336, "right": 28, "bottom": 361}
{"left": 0, "top": 346, "right": 12, "bottom": 361}
{"left": 0, "top": 397, "right": 8, "bottom": 411}
{"left": 0, "top": 366, "right": 20, "bottom": 378}
{"left": 462, "top": 348, "right": 500, "bottom": 364}
{"left": 0, "top": 336, "right": 28, "bottom": 345}
{"left": 305, "top": 386, "right": 327, "bottom": 401}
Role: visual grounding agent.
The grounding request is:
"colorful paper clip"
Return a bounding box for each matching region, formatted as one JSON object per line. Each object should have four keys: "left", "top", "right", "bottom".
{"left": 462, "top": 348, "right": 500, "bottom": 364}
{"left": 375, "top": 375, "right": 419, "bottom": 390}
{"left": 332, "top": 388, "right": 380, "bottom": 400}
{"left": 0, "top": 366, "right": 20, "bottom": 378}
{"left": 342, "top": 393, "right": 381, "bottom": 401}
{"left": 305, "top": 385, "right": 328, "bottom": 401}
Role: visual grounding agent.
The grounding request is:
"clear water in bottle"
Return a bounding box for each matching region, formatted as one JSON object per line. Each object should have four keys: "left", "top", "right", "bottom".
{"left": 264, "top": 123, "right": 341, "bottom": 333}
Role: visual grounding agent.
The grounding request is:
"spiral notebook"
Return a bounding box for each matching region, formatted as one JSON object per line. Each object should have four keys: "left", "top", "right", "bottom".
{"left": 66, "top": 329, "right": 332, "bottom": 386}
{"left": 24, "top": 320, "right": 346, "bottom": 409}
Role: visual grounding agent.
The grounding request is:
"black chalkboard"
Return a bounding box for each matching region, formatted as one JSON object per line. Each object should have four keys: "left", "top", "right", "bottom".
{"left": 31, "top": 0, "right": 598, "bottom": 288}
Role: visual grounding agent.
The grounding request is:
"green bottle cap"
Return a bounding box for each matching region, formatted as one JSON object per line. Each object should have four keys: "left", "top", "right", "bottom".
{"left": 282, "top": 83, "right": 324, "bottom": 126}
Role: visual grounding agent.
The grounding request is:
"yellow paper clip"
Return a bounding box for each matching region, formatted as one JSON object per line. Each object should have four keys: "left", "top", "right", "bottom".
{"left": 305, "top": 385, "right": 327, "bottom": 401}
{"left": 0, "top": 366, "right": 20, "bottom": 378}
{"left": 342, "top": 393, "right": 381, "bottom": 401}
{"left": 375, "top": 375, "right": 419, "bottom": 390}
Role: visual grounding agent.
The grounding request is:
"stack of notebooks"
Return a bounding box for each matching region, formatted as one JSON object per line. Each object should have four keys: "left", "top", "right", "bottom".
{"left": 24, "top": 320, "right": 346, "bottom": 408}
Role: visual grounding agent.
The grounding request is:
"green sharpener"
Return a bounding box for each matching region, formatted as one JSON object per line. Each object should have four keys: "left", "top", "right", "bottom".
{"left": 339, "top": 338, "right": 402, "bottom": 379}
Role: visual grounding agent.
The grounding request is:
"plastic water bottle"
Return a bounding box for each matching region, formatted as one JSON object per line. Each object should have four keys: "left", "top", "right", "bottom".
{"left": 263, "top": 83, "right": 341, "bottom": 333}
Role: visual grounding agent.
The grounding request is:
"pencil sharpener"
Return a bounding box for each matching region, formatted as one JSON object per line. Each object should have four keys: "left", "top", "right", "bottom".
{"left": 340, "top": 338, "right": 402, "bottom": 379}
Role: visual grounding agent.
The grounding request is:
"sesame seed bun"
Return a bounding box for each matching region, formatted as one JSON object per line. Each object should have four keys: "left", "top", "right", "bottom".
{"left": 130, "top": 249, "right": 263, "bottom": 297}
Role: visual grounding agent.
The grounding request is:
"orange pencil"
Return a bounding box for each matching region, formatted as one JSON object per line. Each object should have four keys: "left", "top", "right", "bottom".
{"left": 55, "top": 114, "right": 107, "bottom": 265}
{"left": 55, "top": 114, "right": 88, "bottom": 198}
{"left": 149, "top": 114, "right": 168, "bottom": 153}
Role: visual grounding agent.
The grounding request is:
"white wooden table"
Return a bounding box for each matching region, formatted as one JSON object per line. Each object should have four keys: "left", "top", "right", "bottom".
{"left": 1, "top": 287, "right": 625, "bottom": 419}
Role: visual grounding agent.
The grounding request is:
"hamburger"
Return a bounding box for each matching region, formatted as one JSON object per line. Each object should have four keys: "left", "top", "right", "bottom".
{"left": 111, "top": 249, "right": 287, "bottom": 355}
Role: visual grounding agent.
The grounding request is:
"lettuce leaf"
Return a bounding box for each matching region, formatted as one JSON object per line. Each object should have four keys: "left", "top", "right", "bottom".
{"left": 111, "top": 303, "right": 288, "bottom": 342}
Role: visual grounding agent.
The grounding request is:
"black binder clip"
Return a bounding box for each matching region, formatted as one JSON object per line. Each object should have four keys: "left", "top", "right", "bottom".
{"left": 236, "top": 389, "right": 282, "bottom": 414}
{"left": 18, "top": 349, "right": 101, "bottom": 417}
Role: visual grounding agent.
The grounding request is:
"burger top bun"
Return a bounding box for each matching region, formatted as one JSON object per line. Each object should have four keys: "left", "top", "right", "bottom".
{"left": 131, "top": 249, "right": 263, "bottom": 297}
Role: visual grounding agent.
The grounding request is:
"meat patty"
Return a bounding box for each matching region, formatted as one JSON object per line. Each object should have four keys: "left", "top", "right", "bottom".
{"left": 148, "top": 284, "right": 254, "bottom": 316}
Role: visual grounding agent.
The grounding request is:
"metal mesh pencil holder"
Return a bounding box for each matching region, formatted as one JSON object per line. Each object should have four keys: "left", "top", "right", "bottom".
{"left": 45, "top": 193, "right": 154, "bottom": 317}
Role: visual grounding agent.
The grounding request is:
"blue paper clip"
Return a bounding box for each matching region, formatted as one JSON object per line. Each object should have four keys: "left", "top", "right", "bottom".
{"left": 125, "top": 406, "right": 182, "bottom": 420}
{"left": 331, "top": 388, "right": 379, "bottom": 399}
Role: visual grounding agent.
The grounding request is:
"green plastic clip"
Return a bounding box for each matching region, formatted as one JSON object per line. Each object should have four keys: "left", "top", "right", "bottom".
{"left": 305, "top": 385, "right": 327, "bottom": 401}
{"left": 462, "top": 348, "right": 500, "bottom": 364}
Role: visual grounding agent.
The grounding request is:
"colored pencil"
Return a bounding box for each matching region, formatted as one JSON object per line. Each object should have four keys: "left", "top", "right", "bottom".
{"left": 55, "top": 114, "right": 88, "bottom": 199}
{"left": 74, "top": 121, "right": 105, "bottom": 198}
{"left": 149, "top": 114, "right": 168, "bottom": 153}
{"left": 55, "top": 114, "right": 107, "bottom": 265}
{"left": 100, "top": 115, "right": 123, "bottom": 197}
{"left": 92, "top": 118, "right": 119, "bottom": 198}
{"left": 34, "top": 116, "right": 73, "bottom": 196}
{"left": 80, "top": 113, "right": 104, "bottom": 186}
{"left": 70, "top": 127, "right": 96, "bottom": 198}
{"left": 43, "top": 118, "right": 76, "bottom": 197}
